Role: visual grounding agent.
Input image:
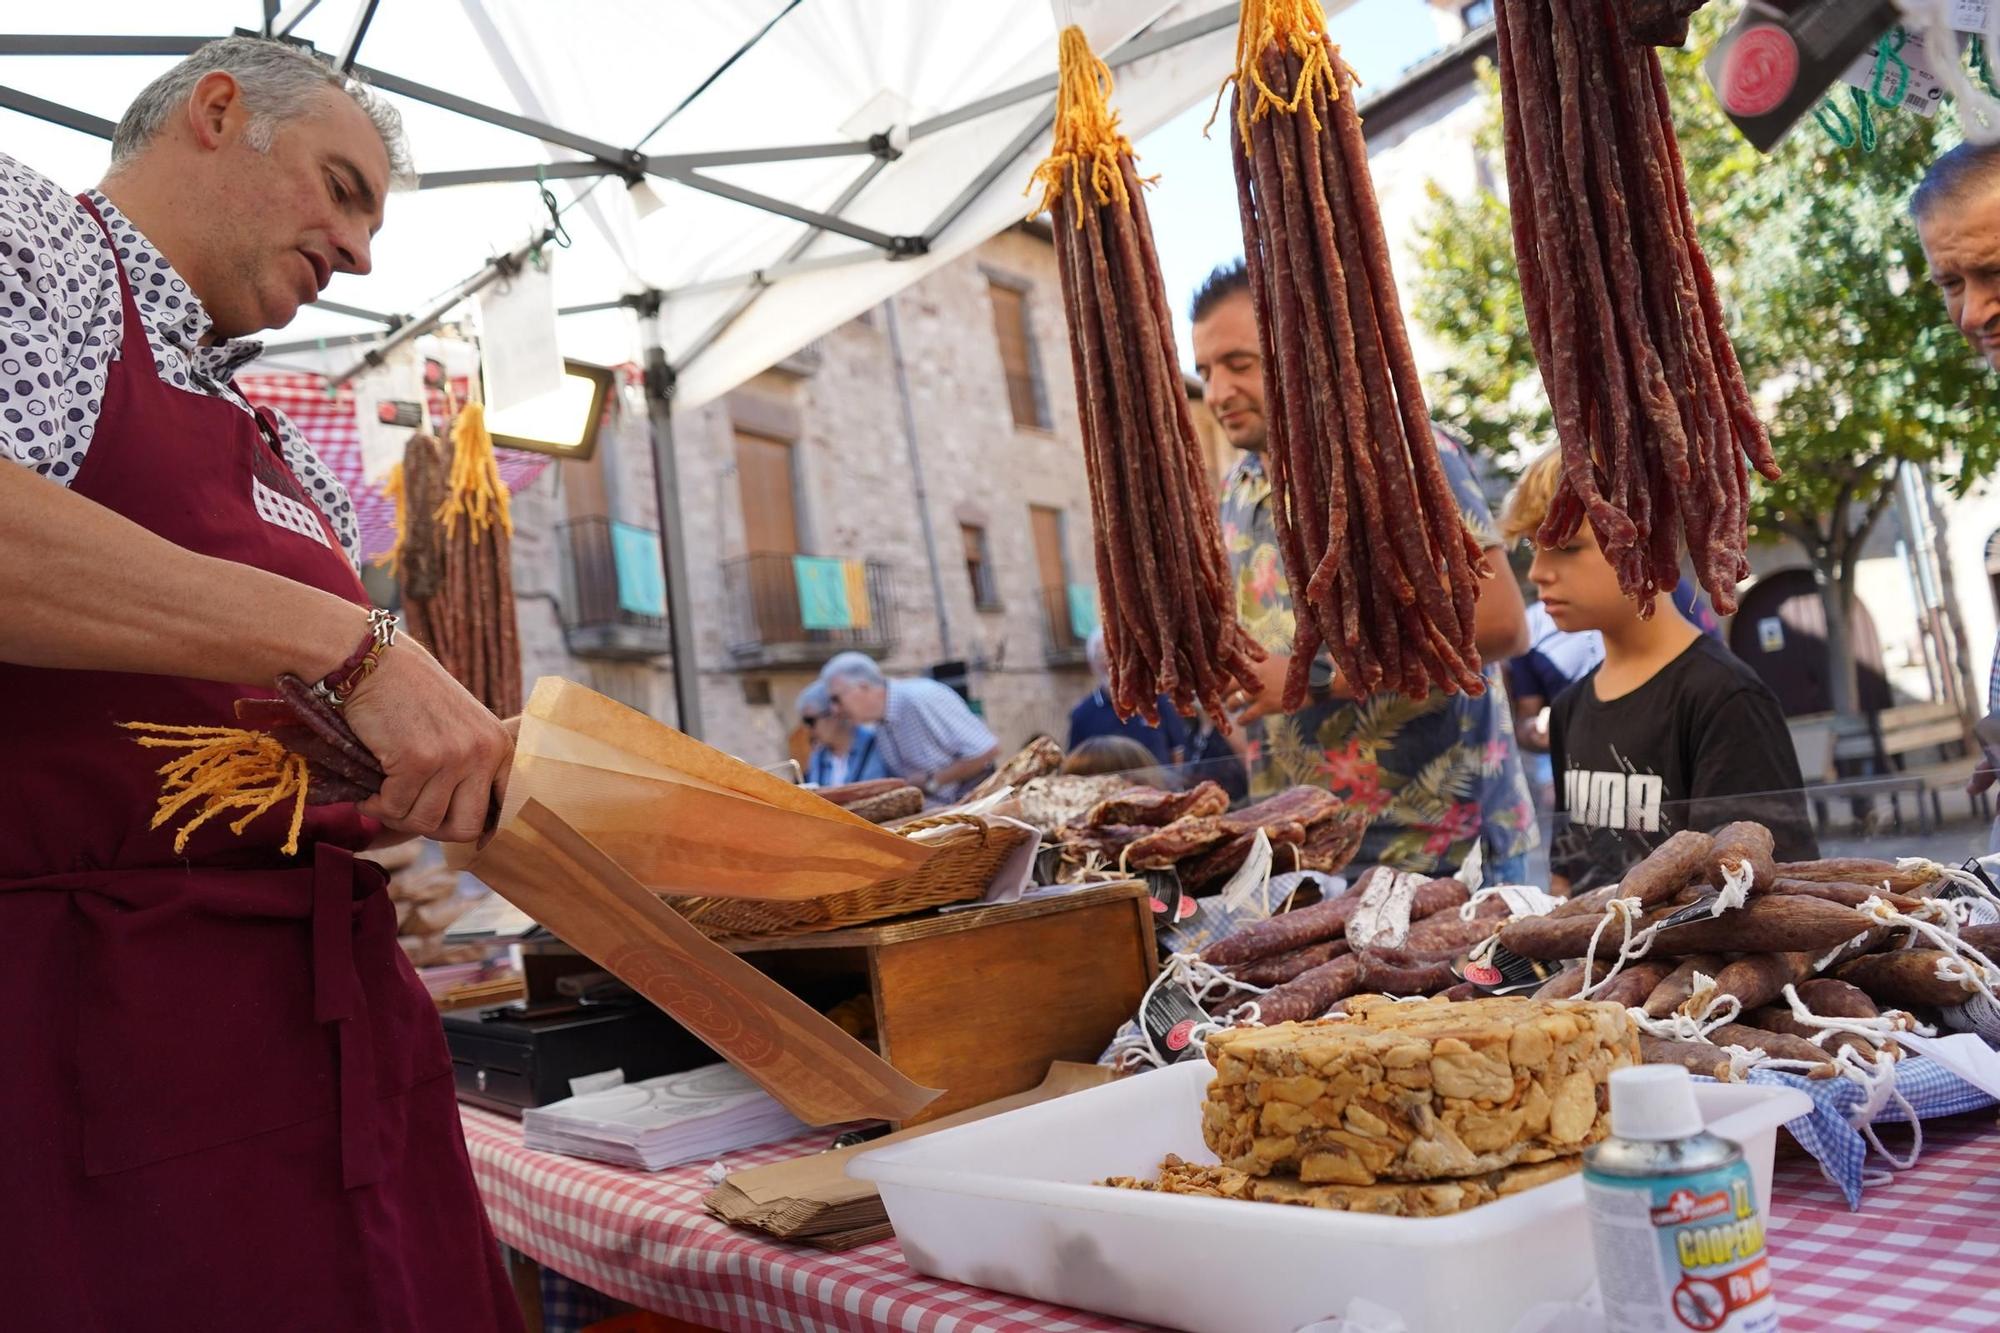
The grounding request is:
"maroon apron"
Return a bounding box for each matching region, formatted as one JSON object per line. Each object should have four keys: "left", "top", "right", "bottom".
{"left": 0, "top": 198, "right": 523, "bottom": 1332}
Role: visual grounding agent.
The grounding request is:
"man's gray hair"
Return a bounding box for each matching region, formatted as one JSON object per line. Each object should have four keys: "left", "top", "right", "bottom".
{"left": 110, "top": 36, "right": 412, "bottom": 180}
{"left": 819, "top": 651, "right": 886, "bottom": 690}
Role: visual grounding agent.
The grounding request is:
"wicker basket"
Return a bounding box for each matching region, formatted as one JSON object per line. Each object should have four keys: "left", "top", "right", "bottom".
{"left": 667, "top": 813, "right": 1035, "bottom": 942}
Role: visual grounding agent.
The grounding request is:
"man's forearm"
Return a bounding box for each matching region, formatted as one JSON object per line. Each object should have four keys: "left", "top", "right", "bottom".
{"left": 2, "top": 461, "right": 366, "bottom": 683}
{"left": 935, "top": 748, "right": 999, "bottom": 789}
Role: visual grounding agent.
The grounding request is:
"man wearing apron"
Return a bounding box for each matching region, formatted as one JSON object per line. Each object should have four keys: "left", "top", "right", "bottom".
{"left": 0, "top": 37, "right": 520, "bottom": 1330}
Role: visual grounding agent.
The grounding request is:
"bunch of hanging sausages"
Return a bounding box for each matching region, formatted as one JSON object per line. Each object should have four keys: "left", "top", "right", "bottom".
{"left": 395, "top": 427, "right": 523, "bottom": 717}
{"left": 1047, "top": 127, "right": 1266, "bottom": 732}
{"left": 1230, "top": 38, "right": 1486, "bottom": 705}
{"left": 1200, "top": 821, "right": 2000, "bottom": 1077}
{"left": 1492, "top": 0, "right": 1779, "bottom": 615}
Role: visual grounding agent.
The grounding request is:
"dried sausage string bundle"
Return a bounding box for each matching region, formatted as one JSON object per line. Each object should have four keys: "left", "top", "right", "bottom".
{"left": 1226, "top": 0, "right": 1486, "bottom": 705}
{"left": 1030, "top": 25, "right": 1265, "bottom": 730}
{"left": 1492, "top": 0, "right": 1779, "bottom": 614}
{"left": 397, "top": 405, "right": 523, "bottom": 716}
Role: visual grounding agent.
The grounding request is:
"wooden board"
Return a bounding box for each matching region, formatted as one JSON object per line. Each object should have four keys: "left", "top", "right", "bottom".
{"left": 718, "top": 881, "right": 1149, "bottom": 953}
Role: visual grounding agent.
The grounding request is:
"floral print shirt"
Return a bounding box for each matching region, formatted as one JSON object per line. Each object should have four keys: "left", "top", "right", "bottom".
{"left": 1219, "top": 430, "right": 1538, "bottom": 875}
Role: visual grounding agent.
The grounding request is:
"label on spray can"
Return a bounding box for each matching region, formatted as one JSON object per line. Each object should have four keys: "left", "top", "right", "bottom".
{"left": 1582, "top": 1160, "right": 1778, "bottom": 1332}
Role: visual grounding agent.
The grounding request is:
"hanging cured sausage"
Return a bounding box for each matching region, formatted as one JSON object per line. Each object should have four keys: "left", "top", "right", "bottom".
{"left": 1493, "top": 0, "right": 1779, "bottom": 615}
{"left": 1031, "top": 25, "right": 1265, "bottom": 729}
{"left": 1227, "top": 0, "right": 1488, "bottom": 705}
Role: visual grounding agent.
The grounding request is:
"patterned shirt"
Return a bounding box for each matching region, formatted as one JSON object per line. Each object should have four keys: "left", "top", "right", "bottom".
{"left": 0, "top": 153, "right": 358, "bottom": 560}
{"left": 1219, "top": 430, "right": 1538, "bottom": 875}
{"left": 873, "top": 678, "right": 999, "bottom": 800}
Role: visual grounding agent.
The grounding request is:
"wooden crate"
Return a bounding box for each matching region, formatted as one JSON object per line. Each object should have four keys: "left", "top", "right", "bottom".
{"left": 727, "top": 881, "right": 1157, "bottom": 1125}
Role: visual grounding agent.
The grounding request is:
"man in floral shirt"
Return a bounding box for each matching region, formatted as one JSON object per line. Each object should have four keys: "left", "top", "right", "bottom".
{"left": 1191, "top": 261, "right": 1538, "bottom": 879}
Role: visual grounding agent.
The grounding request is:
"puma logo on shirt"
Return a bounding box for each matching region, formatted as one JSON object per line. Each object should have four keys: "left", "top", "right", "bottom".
{"left": 1563, "top": 766, "right": 1665, "bottom": 833}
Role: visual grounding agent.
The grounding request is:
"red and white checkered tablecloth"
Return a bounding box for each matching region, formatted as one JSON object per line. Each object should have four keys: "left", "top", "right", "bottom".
{"left": 1765, "top": 1112, "right": 2000, "bottom": 1332}
{"left": 460, "top": 1106, "right": 1143, "bottom": 1332}
{"left": 460, "top": 1105, "right": 2000, "bottom": 1333}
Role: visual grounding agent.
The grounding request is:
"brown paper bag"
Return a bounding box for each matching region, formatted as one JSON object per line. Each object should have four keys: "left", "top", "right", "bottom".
{"left": 469, "top": 798, "right": 940, "bottom": 1125}
{"left": 474, "top": 677, "right": 929, "bottom": 900}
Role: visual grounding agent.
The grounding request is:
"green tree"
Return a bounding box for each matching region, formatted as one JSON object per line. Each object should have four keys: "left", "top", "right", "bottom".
{"left": 1411, "top": 19, "right": 2000, "bottom": 716}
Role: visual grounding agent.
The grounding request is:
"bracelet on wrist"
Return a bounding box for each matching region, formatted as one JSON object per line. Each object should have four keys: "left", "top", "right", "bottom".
{"left": 313, "top": 608, "right": 399, "bottom": 708}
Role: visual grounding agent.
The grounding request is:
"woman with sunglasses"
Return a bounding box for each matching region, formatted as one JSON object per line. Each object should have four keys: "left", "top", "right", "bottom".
{"left": 797, "top": 680, "right": 890, "bottom": 787}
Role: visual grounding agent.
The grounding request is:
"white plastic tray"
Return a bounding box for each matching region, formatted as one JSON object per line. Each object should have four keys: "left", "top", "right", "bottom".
{"left": 852, "top": 1058, "right": 1810, "bottom": 1333}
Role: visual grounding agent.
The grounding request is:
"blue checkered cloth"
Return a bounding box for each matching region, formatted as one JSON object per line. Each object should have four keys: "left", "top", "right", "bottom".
{"left": 1705, "top": 1057, "right": 1997, "bottom": 1209}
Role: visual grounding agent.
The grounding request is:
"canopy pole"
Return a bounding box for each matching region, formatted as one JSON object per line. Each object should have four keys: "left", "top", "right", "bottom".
{"left": 637, "top": 297, "right": 704, "bottom": 737}
{"left": 882, "top": 293, "right": 953, "bottom": 661}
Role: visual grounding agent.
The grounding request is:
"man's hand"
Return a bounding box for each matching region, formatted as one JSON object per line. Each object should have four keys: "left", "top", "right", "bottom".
{"left": 1227, "top": 651, "right": 1350, "bottom": 726}
{"left": 344, "top": 640, "right": 512, "bottom": 844}
{"left": 1968, "top": 750, "right": 1998, "bottom": 799}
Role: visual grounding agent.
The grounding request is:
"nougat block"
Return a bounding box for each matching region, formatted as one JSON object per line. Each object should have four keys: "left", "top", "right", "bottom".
{"left": 1201, "top": 995, "right": 1639, "bottom": 1185}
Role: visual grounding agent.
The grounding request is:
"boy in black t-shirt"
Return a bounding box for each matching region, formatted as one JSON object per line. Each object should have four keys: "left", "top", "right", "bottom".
{"left": 1500, "top": 451, "right": 1817, "bottom": 894}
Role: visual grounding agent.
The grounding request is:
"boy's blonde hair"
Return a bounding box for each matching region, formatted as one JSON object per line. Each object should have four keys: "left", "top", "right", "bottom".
{"left": 1499, "top": 447, "right": 1565, "bottom": 545}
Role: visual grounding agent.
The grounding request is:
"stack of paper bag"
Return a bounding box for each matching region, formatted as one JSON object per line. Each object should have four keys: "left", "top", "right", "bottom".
{"left": 456, "top": 678, "right": 942, "bottom": 1127}
{"left": 703, "top": 1063, "right": 1113, "bottom": 1248}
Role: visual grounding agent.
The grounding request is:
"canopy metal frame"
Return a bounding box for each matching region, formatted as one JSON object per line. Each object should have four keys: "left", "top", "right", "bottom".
{"left": 0, "top": 4, "right": 1234, "bottom": 379}
{"left": 0, "top": 2, "right": 1235, "bottom": 739}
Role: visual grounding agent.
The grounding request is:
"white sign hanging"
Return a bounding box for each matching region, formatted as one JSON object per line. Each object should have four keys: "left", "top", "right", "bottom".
{"left": 1952, "top": 0, "right": 1991, "bottom": 34}
{"left": 350, "top": 340, "right": 426, "bottom": 483}
{"left": 476, "top": 252, "right": 564, "bottom": 414}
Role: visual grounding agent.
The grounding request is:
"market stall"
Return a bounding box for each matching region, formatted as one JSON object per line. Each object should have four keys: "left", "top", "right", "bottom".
{"left": 10, "top": 0, "right": 2000, "bottom": 1330}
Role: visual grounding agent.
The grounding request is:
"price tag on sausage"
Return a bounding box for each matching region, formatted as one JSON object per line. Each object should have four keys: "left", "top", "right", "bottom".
{"left": 1953, "top": 0, "right": 1991, "bottom": 31}
{"left": 1837, "top": 27, "right": 1948, "bottom": 116}
{"left": 1139, "top": 982, "right": 1213, "bottom": 1066}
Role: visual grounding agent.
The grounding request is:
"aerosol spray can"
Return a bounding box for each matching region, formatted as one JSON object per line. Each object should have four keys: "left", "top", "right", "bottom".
{"left": 1582, "top": 1065, "right": 1780, "bottom": 1333}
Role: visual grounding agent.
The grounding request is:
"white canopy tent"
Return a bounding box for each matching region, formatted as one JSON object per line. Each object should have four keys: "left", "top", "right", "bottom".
{"left": 0, "top": 0, "right": 1244, "bottom": 408}
{"left": 0, "top": 0, "right": 1258, "bottom": 734}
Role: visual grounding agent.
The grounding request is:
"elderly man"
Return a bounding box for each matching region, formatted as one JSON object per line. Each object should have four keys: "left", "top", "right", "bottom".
{"left": 1190, "top": 259, "right": 1538, "bottom": 880}
{"left": 0, "top": 38, "right": 518, "bottom": 1331}
{"left": 819, "top": 651, "right": 999, "bottom": 803}
{"left": 1913, "top": 141, "right": 2000, "bottom": 845}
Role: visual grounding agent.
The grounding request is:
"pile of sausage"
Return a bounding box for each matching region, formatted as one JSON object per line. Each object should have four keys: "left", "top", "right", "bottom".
{"left": 1203, "top": 866, "right": 1505, "bottom": 1020}
{"left": 395, "top": 415, "right": 523, "bottom": 718}
{"left": 1057, "top": 783, "right": 1368, "bottom": 894}
{"left": 1039, "top": 28, "right": 1265, "bottom": 731}
{"left": 1230, "top": 29, "right": 1485, "bottom": 705}
{"left": 1492, "top": 0, "right": 1778, "bottom": 615}
{"left": 1197, "top": 819, "right": 2000, "bottom": 1081}
{"left": 1498, "top": 824, "right": 1998, "bottom": 1076}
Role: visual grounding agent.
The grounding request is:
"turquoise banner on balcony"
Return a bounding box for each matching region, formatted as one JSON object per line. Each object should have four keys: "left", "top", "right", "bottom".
{"left": 1067, "top": 584, "right": 1098, "bottom": 641}
{"left": 611, "top": 522, "right": 665, "bottom": 617}
{"left": 794, "top": 555, "right": 853, "bottom": 630}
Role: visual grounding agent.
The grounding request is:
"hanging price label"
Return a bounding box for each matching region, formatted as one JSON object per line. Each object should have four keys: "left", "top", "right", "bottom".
{"left": 1953, "top": 0, "right": 1991, "bottom": 32}
{"left": 1838, "top": 28, "right": 1949, "bottom": 115}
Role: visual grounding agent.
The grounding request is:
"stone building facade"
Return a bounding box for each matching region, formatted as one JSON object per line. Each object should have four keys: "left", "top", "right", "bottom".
{"left": 508, "top": 222, "right": 1160, "bottom": 768}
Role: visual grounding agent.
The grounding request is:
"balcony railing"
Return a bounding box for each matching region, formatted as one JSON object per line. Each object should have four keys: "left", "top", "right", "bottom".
{"left": 722, "top": 552, "right": 897, "bottom": 667}
{"left": 1041, "top": 584, "right": 1091, "bottom": 666}
{"left": 556, "top": 515, "right": 674, "bottom": 660}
